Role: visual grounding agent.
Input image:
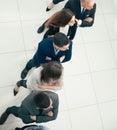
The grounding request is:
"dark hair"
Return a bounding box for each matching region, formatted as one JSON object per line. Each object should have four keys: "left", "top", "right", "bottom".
{"left": 53, "top": 32, "right": 69, "bottom": 47}
{"left": 34, "top": 92, "right": 50, "bottom": 108}
{"left": 45, "top": 8, "right": 74, "bottom": 28}
{"left": 40, "top": 61, "right": 63, "bottom": 83}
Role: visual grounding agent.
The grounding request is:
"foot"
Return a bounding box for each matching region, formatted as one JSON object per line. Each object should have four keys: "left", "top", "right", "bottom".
{"left": 46, "top": 2, "right": 54, "bottom": 12}
{"left": 37, "top": 24, "right": 45, "bottom": 33}
{"left": 21, "top": 68, "right": 29, "bottom": 79}
{"left": 0, "top": 110, "right": 9, "bottom": 125}
{"left": 13, "top": 85, "right": 20, "bottom": 96}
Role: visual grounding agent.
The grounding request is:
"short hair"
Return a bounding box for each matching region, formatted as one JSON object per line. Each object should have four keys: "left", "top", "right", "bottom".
{"left": 41, "top": 61, "right": 63, "bottom": 83}
{"left": 53, "top": 32, "right": 69, "bottom": 47}
{"left": 33, "top": 92, "right": 50, "bottom": 108}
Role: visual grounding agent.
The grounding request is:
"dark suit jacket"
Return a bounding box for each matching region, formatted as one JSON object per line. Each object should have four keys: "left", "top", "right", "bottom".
{"left": 64, "top": 0, "right": 96, "bottom": 27}
{"left": 32, "top": 37, "right": 72, "bottom": 66}
{"left": 18, "top": 91, "right": 59, "bottom": 124}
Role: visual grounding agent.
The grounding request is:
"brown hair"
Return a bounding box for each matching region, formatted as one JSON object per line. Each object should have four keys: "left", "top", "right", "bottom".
{"left": 40, "top": 61, "right": 63, "bottom": 84}
{"left": 45, "top": 9, "right": 74, "bottom": 28}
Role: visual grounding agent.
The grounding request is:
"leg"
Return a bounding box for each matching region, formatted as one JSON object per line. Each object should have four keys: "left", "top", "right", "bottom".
{"left": 0, "top": 106, "right": 19, "bottom": 125}
{"left": 21, "top": 59, "right": 35, "bottom": 79}
{"left": 43, "top": 26, "right": 60, "bottom": 39}
{"left": 46, "top": 0, "right": 65, "bottom": 11}
{"left": 37, "top": 19, "right": 49, "bottom": 33}
{"left": 13, "top": 80, "right": 27, "bottom": 96}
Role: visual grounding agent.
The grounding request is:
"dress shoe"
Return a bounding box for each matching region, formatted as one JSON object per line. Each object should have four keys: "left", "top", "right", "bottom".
{"left": 37, "top": 24, "right": 45, "bottom": 33}
{"left": 0, "top": 111, "right": 9, "bottom": 125}
{"left": 21, "top": 68, "right": 29, "bottom": 79}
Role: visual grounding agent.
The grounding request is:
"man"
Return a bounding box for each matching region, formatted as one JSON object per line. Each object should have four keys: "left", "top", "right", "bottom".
{"left": 21, "top": 32, "right": 72, "bottom": 79}
{"left": 45, "top": 0, "right": 96, "bottom": 40}
{"left": 15, "top": 125, "right": 50, "bottom": 130}
{"left": 0, "top": 91, "right": 59, "bottom": 124}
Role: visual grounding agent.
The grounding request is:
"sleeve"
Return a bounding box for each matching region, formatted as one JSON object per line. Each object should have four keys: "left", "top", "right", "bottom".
{"left": 18, "top": 106, "right": 34, "bottom": 124}
{"left": 36, "top": 95, "right": 59, "bottom": 123}
{"left": 80, "top": 3, "right": 96, "bottom": 27}
{"left": 27, "top": 69, "right": 40, "bottom": 91}
{"left": 62, "top": 40, "right": 73, "bottom": 63}
{"left": 33, "top": 39, "right": 52, "bottom": 65}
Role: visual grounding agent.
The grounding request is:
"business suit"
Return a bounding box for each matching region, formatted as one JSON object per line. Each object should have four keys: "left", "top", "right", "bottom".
{"left": 64, "top": 0, "right": 96, "bottom": 39}
{"left": 6, "top": 91, "right": 59, "bottom": 124}
{"left": 25, "top": 37, "right": 72, "bottom": 71}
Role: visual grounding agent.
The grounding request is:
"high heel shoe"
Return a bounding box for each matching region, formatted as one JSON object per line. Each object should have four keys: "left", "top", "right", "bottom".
{"left": 13, "top": 88, "right": 19, "bottom": 96}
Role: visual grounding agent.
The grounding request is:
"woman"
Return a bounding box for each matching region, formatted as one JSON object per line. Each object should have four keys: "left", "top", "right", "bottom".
{"left": 37, "top": 8, "right": 77, "bottom": 40}
{"left": 13, "top": 61, "right": 63, "bottom": 96}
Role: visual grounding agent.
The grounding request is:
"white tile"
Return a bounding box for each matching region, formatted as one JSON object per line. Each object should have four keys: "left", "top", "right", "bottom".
{"left": 2, "top": 121, "right": 24, "bottom": 130}
{"left": 64, "top": 75, "right": 96, "bottom": 109}
{"left": 18, "top": 0, "right": 48, "bottom": 20}
{"left": 0, "top": 22, "right": 25, "bottom": 53}
{"left": 69, "top": 105, "right": 103, "bottom": 130}
{"left": 0, "top": 0, "right": 20, "bottom": 22}
{"left": 104, "top": 14, "right": 117, "bottom": 40}
{"left": 63, "top": 44, "right": 90, "bottom": 76}
{"left": 99, "top": 101, "right": 117, "bottom": 130}
{"left": 22, "top": 21, "right": 44, "bottom": 50}
{"left": 56, "top": 89, "right": 68, "bottom": 111}
{"left": 111, "top": 40, "right": 117, "bottom": 65}
{"left": 92, "top": 69, "right": 117, "bottom": 102}
{"left": 101, "top": 0, "right": 116, "bottom": 14}
{"left": 47, "top": 111, "right": 71, "bottom": 130}
{"left": 85, "top": 41, "right": 116, "bottom": 72}
{"left": 95, "top": 0, "right": 103, "bottom": 15}
{"left": 82, "top": 15, "right": 109, "bottom": 43}
{"left": 0, "top": 52, "right": 26, "bottom": 87}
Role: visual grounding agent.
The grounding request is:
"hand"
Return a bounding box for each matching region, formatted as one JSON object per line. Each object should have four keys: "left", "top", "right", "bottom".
{"left": 47, "top": 111, "right": 53, "bottom": 117}
{"left": 45, "top": 56, "right": 52, "bottom": 61}
{"left": 60, "top": 55, "right": 65, "bottom": 62}
{"left": 30, "top": 115, "right": 36, "bottom": 121}
{"left": 84, "top": 17, "right": 93, "bottom": 22}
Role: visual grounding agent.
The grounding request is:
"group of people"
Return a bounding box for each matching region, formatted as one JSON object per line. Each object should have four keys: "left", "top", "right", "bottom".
{"left": 0, "top": 0, "right": 96, "bottom": 130}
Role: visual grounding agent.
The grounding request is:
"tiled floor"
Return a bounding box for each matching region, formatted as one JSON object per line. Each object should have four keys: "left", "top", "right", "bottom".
{"left": 0, "top": 0, "right": 117, "bottom": 130}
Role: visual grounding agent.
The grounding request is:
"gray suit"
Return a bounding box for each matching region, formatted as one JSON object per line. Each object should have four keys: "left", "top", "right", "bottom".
{"left": 7, "top": 91, "right": 59, "bottom": 124}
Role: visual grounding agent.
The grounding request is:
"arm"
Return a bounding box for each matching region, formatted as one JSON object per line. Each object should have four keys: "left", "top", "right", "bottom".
{"left": 18, "top": 106, "right": 34, "bottom": 124}
{"left": 62, "top": 41, "right": 73, "bottom": 63}
{"left": 80, "top": 3, "right": 96, "bottom": 27}
{"left": 36, "top": 96, "right": 59, "bottom": 123}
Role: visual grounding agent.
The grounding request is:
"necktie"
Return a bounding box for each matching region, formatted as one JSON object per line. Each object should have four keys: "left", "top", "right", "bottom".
{"left": 81, "top": 8, "right": 85, "bottom": 16}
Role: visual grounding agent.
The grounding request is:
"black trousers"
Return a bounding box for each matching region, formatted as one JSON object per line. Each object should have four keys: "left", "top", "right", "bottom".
{"left": 53, "top": 0, "right": 64, "bottom": 4}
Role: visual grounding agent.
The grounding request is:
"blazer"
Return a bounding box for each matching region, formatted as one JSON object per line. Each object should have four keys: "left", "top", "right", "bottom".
{"left": 18, "top": 91, "right": 59, "bottom": 124}
{"left": 32, "top": 37, "right": 73, "bottom": 66}
{"left": 64, "top": 0, "right": 96, "bottom": 27}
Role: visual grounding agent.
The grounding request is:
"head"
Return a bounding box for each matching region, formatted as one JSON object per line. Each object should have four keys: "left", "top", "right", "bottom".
{"left": 34, "top": 92, "right": 53, "bottom": 110}
{"left": 45, "top": 9, "right": 76, "bottom": 28}
{"left": 41, "top": 61, "right": 63, "bottom": 83}
{"left": 81, "top": 0, "right": 95, "bottom": 10}
{"left": 53, "top": 32, "right": 70, "bottom": 51}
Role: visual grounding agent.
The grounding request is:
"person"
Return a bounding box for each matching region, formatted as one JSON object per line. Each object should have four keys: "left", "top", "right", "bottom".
{"left": 13, "top": 61, "right": 63, "bottom": 96}
{"left": 64, "top": 0, "right": 96, "bottom": 40}
{"left": 46, "top": 0, "right": 65, "bottom": 11}
{"left": 0, "top": 91, "right": 59, "bottom": 125}
{"left": 15, "top": 125, "right": 50, "bottom": 130}
{"left": 37, "top": 8, "right": 76, "bottom": 39}
{"left": 46, "top": 0, "right": 96, "bottom": 40}
{"left": 20, "top": 32, "right": 72, "bottom": 79}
